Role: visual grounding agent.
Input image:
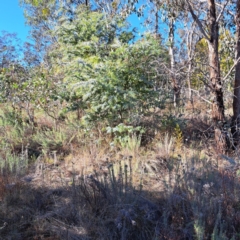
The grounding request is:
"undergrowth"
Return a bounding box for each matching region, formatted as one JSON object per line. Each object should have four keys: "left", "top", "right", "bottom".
{"left": 0, "top": 108, "right": 239, "bottom": 239}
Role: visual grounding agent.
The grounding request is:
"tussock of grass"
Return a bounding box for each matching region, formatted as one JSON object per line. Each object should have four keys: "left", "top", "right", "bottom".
{"left": 1, "top": 152, "right": 240, "bottom": 239}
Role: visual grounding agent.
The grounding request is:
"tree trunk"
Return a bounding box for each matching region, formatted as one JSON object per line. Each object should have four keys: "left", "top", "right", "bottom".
{"left": 232, "top": 0, "right": 240, "bottom": 146}
{"left": 208, "top": 43, "right": 225, "bottom": 122}
{"left": 186, "top": 25, "right": 195, "bottom": 102}
{"left": 169, "top": 17, "right": 180, "bottom": 107}
{"left": 208, "top": 0, "right": 225, "bottom": 122}
{"left": 186, "top": 0, "right": 227, "bottom": 151}
{"left": 155, "top": 11, "right": 158, "bottom": 38}
{"left": 208, "top": 0, "right": 227, "bottom": 152}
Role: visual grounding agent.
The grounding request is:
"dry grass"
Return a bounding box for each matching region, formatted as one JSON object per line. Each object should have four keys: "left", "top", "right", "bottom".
{"left": 1, "top": 148, "right": 240, "bottom": 239}
{"left": 0, "top": 105, "right": 240, "bottom": 239}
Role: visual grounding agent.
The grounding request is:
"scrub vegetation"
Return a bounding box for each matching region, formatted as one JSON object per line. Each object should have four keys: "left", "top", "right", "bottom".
{"left": 1, "top": 0, "right": 240, "bottom": 239}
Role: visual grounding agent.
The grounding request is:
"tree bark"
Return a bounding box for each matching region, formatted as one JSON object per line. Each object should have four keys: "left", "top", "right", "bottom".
{"left": 207, "top": 0, "right": 227, "bottom": 152}
{"left": 186, "top": 23, "right": 195, "bottom": 102}
{"left": 186, "top": 0, "right": 225, "bottom": 121}
{"left": 208, "top": 0, "right": 225, "bottom": 122}
{"left": 168, "top": 17, "right": 180, "bottom": 107}
{"left": 232, "top": 0, "right": 240, "bottom": 145}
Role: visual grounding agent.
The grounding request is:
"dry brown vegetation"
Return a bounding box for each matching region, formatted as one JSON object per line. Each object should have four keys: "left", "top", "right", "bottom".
{"left": 0, "top": 100, "right": 240, "bottom": 240}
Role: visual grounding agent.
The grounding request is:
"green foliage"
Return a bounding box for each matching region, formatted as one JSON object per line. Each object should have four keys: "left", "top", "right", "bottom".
{"left": 52, "top": 7, "right": 168, "bottom": 133}
{"left": 160, "top": 114, "right": 182, "bottom": 133}
{"left": 0, "top": 62, "right": 63, "bottom": 124}
{"left": 20, "top": 0, "right": 55, "bottom": 20}
{"left": 191, "top": 39, "right": 208, "bottom": 89}
{"left": 192, "top": 32, "right": 234, "bottom": 90}
{"left": 32, "top": 129, "right": 65, "bottom": 153}
{"left": 0, "top": 148, "right": 28, "bottom": 174}
{"left": 1, "top": 1, "right": 240, "bottom": 239}
{"left": 106, "top": 123, "right": 144, "bottom": 148}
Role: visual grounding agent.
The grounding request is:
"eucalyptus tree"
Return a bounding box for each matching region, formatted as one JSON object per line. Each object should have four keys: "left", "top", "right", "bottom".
{"left": 185, "top": 0, "right": 237, "bottom": 120}
{"left": 142, "top": 0, "right": 236, "bottom": 150}
{"left": 0, "top": 32, "right": 33, "bottom": 123}
{"left": 19, "top": 0, "right": 90, "bottom": 60}
{"left": 0, "top": 32, "right": 22, "bottom": 69}
{"left": 232, "top": 0, "right": 240, "bottom": 145}
{"left": 144, "top": 0, "right": 187, "bottom": 107}
{"left": 0, "top": 32, "right": 24, "bottom": 103}
{"left": 165, "top": 1, "right": 182, "bottom": 107}
{"left": 182, "top": 0, "right": 233, "bottom": 151}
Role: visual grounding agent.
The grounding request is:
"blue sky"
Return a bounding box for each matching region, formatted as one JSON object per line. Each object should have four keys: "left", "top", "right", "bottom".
{"left": 0, "top": 1, "right": 147, "bottom": 43}
{"left": 0, "top": 1, "right": 168, "bottom": 44}
{"left": 0, "top": 0, "right": 30, "bottom": 42}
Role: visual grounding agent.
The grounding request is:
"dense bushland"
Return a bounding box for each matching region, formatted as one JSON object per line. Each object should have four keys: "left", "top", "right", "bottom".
{"left": 1, "top": 1, "right": 240, "bottom": 239}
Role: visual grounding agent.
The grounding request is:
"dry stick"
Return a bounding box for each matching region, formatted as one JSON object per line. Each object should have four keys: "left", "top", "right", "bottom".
{"left": 216, "top": 0, "right": 231, "bottom": 23}
{"left": 216, "top": 2, "right": 235, "bottom": 18}
{"left": 159, "top": 61, "right": 191, "bottom": 77}
{"left": 0, "top": 222, "right": 7, "bottom": 230}
{"left": 222, "top": 57, "right": 240, "bottom": 82}
{"left": 190, "top": 88, "right": 212, "bottom": 105}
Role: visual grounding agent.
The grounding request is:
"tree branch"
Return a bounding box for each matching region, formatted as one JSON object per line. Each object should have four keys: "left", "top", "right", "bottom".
{"left": 215, "top": 2, "right": 235, "bottom": 18}
{"left": 186, "top": 0, "right": 210, "bottom": 41}
{"left": 223, "top": 57, "right": 240, "bottom": 81}
{"left": 216, "top": 0, "right": 230, "bottom": 23}
{"left": 190, "top": 88, "right": 212, "bottom": 104}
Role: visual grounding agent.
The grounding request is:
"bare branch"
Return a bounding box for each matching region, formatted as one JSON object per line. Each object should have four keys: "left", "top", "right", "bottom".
{"left": 223, "top": 57, "right": 240, "bottom": 81}
{"left": 186, "top": 0, "right": 210, "bottom": 41}
{"left": 216, "top": 0, "right": 230, "bottom": 23}
{"left": 216, "top": 2, "right": 235, "bottom": 18}
{"left": 190, "top": 88, "right": 212, "bottom": 104}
